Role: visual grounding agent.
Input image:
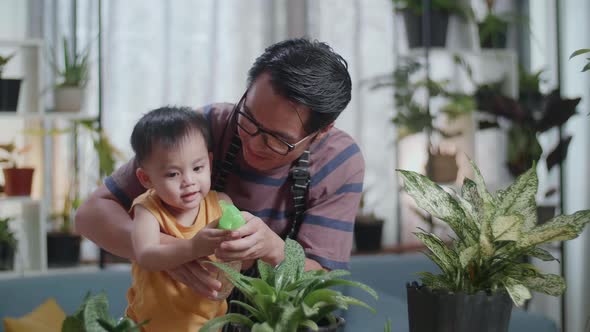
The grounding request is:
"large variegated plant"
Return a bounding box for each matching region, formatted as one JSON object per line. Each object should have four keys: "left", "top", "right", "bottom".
{"left": 397, "top": 160, "right": 590, "bottom": 306}
{"left": 200, "top": 239, "right": 378, "bottom": 332}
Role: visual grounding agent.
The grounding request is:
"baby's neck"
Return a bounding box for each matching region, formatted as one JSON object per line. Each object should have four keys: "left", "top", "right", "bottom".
{"left": 162, "top": 200, "right": 200, "bottom": 227}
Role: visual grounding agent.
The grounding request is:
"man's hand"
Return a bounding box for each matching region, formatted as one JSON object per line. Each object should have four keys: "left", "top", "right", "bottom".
{"left": 214, "top": 212, "right": 285, "bottom": 266}
{"left": 191, "top": 219, "right": 231, "bottom": 258}
{"left": 166, "top": 258, "right": 222, "bottom": 300}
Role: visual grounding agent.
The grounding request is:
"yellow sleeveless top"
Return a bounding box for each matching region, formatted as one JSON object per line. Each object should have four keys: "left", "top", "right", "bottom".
{"left": 126, "top": 189, "right": 228, "bottom": 331}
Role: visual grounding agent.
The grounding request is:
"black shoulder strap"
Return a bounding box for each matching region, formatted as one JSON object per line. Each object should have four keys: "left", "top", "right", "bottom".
{"left": 213, "top": 133, "right": 241, "bottom": 192}
{"left": 285, "top": 149, "right": 310, "bottom": 239}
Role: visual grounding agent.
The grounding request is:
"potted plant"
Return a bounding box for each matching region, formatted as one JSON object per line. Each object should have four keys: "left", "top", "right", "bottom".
{"left": 47, "top": 188, "right": 82, "bottom": 267}
{"left": 0, "top": 141, "right": 34, "bottom": 196}
{"left": 354, "top": 193, "right": 385, "bottom": 252}
{"left": 50, "top": 37, "right": 89, "bottom": 112}
{"left": 0, "top": 217, "right": 17, "bottom": 271}
{"left": 0, "top": 53, "right": 21, "bottom": 112}
{"left": 478, "top": 0, "right": 510, "bottom": 49}
{"left": 392, "top": 0, "right": 472, "bottom": 48}
{"left": 63, "top": 292, "right": 148, "bottom": 332}
{"left": 397, "top": 159, "right": 590, "bottom": 332}
{"left": 200, "top": 238, "right": 378, "bottom": 332}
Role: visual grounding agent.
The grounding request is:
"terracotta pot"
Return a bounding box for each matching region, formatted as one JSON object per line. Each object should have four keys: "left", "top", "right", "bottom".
{"left": 2, "top": 168, "right": 34, "bottom": 196}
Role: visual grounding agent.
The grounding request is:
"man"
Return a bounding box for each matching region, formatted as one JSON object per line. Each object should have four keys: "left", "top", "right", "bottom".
{"left": 76, "top": 38, "right": 364, "bottom": 302}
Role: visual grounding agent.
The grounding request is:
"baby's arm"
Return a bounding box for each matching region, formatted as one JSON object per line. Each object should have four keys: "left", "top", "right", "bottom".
{"left": 131, "top": 205, "right": 228, "bottom": 271}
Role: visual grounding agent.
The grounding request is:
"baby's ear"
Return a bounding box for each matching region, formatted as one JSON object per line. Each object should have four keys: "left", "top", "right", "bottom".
{"left": 136, "top": 167, "right": 153, "bottom": 189}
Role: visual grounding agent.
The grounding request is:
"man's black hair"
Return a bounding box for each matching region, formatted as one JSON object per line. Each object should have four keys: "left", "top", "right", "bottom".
{"left": 247, "top": 38, "right": 352, "bottom": 133}
{"left": 131, "top": 106, "right": 211, "bottom": 164}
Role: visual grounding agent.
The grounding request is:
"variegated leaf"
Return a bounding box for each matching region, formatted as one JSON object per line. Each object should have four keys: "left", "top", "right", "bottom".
{"left": 479, "top": 229, "right": 495, "bottom": 257}
{"left": 496, "top": 166, "right": 538, "bottom": 230}
{"left": 519, "top": 210, "right": 590, "bottom": 247}
{"left": 459, "top": 245, "right": 478, "bottom": 268}
{"left": 415, "top": 232, "right": 459, "bottom": 275}
{"left": 275, "top": 238, "right": 306, "bottom": 290}
{"left": 257, "top": 260, "right": 275, "bottom": 283}
{"left": 398, "top": 170, "right": 475, "bottom": 242}
{"left": 467, "top": 158, "right": 498, "bottom": 210}
{"left": 417, "top": 272, "right": 453, "bottom": 290}
{"left": 504, "top": 278, "right": 532, "bottom": 306}
{"left": 492, "top": 215, "right": 523, "bottom": 242}
{"left": 528, "top": 247, "right": 558, "bottom": 262}
{"left": 523, "top": 273, "right": 566, "bottom": 296}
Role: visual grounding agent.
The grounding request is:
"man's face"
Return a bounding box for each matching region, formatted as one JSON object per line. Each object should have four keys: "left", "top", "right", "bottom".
{"left": 238, "top": 72, "right": 317, "bottom": 172}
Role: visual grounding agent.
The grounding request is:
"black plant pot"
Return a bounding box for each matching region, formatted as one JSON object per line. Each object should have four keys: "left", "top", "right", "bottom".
{"left": 354, "top": 218, "right": 384, "bottom": 252}
{"left": 403, "top": 9, "right": 449, "bottom": 48}
{"left": 0, "top": 243, "right": 15, "bottom": 271}
{"left": 47, "top": 232, "right": 81, "bottom": 267}
{"left": 479, "top": 24, "right": 508, "bottom": 49}
{"left": 407, "top": 283, "right": 512, "bottom": 332}
{"left": 229, "top": 317, "right": 345, "bottom": 332}
{"left": 0, "top": 79, "right": 22, "bottom": 112}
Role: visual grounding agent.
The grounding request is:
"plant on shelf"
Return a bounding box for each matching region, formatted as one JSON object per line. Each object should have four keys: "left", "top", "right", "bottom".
{"left": 354, "top": 192, "right": 385, "bottom": 252}
{"left": 49, "top": 37, "right": 90, "bottom": 112}
{"left": 397, "top": 159, "right": 590, "bottom": 332}
{"left": 200, "top": 238, "right": 378, "bottom": 332}
{"left": 392, "top": 0, "right": 473, "bottom": 48}
{"left": 0, "top": 141, "right": 34, "bottom": 196}
{"left": 569, "top": 48, "right": 590, "bottom": 72}
{"left": 0, "top": 217, "right": 17, "bottom": 271}
{"left": 0, "top": 52, "right": 22, "bottom": 112}
{"left": 63, "top": 292, "right": 148, "bottom": 332}
{"left": 478, "top": 0, "right": 528, "bottom": 49}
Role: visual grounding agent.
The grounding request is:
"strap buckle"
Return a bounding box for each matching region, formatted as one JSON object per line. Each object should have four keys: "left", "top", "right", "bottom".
{"left": 290, "top": 166, "right": 310, "bottom": 182}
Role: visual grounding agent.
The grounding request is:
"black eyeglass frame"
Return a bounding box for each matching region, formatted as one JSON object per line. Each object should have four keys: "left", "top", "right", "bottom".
{"left": 234, "top": 91, "right": 318, "bottom": 156}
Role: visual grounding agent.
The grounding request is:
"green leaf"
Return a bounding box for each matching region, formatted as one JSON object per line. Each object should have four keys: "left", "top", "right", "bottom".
{"left": 468, "top": 158, "right": 498, "bottom": 209}
{"left": 415, "top": 232, "right": 459, "bottom": 276}
{"left": 528, "top": 247, "right": 558, "bottom": 262}
{"left": 569, "top": 49, "right": 590, "bottom": 59}
{"left": 257, "top": 260, "right": 275, "bottom": 283}
{"left": 199, "top": 313, "right": 254, "bottom": 332}
{"left": 523, "top": 273, "right": 565, "bottom": 296}
{"left": 304, "top": 289, "right": 342, "bottom": 307}
{"left": 519, "top": 210, "right": 590, "bottom": 247}
{"left": 252, "top": 322, "right": 275, "bottom": 332}
{"left": 397, "top": 170, "right": 476, "bottom": 243}
{"left": 299, "top": 319, "right": 319, "bottom": 331}
{"left": 459, "top": 245, "right": 478, "bottom": 268}
{"left": 504, "top": 278, "right": 532, "bottom": 307}
{"left": 492, "top": 215, "right": 524, "bottom": 242}
{"left": 417, "top": 271, "right": 453, "bottom": 290}
{"left": 83, "top": 293, "right": 111, "bottom": 332}
{"left": 496, "top": 166, "right": 538, "bottom": 230}
{"left": 582, "top": 63, "right": 590, "bottom": 72}
{"left": 275, "top": 238, "right": 306, "bottom": 290}
{"left": 231, "top": 300, "right": 264, "bottom": 322}
{"left": 321, "top": 279, "right": 378, "bottom": 300}
{"left": 333, "top": 295, "right": 376, "bottom": 314}
{"left": 62, "top": 316, "right": 85, "bottom": 332}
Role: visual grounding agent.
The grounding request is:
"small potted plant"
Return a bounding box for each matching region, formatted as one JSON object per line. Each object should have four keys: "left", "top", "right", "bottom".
{"left": 392, "top": 0, "right": 472, "bottom": 48}
{"left": 0, "top": 53, "right": 21, "bottom": 112}
{"left": 50, "top": 37, "right": 89, "bottom": 112}
{"left": 0, "top": 217, "right": 17, "bottom": 271}
{"left": 47, "top": 189, "right": 82, "bottom": 267}
{"left": 354, "top": 193, "right": 385, "bottom": 252}
{"left": 0, "top": 141, "right": 34, "bottom": 196}
{"left": 397, "top": 159, "right": 590, "bottom": 332}
{"left": 200, "top": 238, "right": 378, "bottom": 332}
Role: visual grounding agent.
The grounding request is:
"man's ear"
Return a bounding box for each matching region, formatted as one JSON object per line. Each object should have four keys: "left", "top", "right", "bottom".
{"left": 136, "top": 168, "right": 153, "bottom": 189}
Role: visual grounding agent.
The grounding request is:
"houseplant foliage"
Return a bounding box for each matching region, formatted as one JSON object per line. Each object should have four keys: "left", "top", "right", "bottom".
{"left": 49, "top": 37, "right": 90, "bottom": 111}
{"left": 62, "top": 292, "right": 148, "bottom": 332}
{"left": 392, "top": 0, "right": 472, "bottom": 48}
{"left": 569, "top": 48, "right": 590, "bottom": 72}
{"left": 397, "top": 159, "right": 590, "bottom": 306}
{"left": 0, "top": 141, "right": 34, "bottom": 196}
{"left": 200, "top": 239, "right": 378, "bottom": 332}
{"left": 0, "top": 217, "right": 17, "bottom": 271}
{"left": 0, "top": 52, "right": 22, "bottom": 112}
{"left": 398, "top": 160, "right": 590, "bottom": 331}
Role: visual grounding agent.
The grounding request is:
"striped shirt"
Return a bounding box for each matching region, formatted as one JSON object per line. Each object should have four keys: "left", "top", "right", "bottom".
{"left": 105, "top": 103, "right": 365, "bottom": 270}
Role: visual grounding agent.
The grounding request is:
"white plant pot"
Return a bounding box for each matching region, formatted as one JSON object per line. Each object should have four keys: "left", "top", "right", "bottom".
{"left": 54, "top": 87, "right": 84, "bottom": 112}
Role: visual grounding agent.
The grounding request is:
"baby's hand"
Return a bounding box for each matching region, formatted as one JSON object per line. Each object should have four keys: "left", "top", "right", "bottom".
{"left": 191, "top": 220, "right": 231, "bottom": 258}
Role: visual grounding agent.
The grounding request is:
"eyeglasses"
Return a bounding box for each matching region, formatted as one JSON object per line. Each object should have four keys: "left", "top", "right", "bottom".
{"left": 235, "top": 92, "right": 317, "bottom": 156}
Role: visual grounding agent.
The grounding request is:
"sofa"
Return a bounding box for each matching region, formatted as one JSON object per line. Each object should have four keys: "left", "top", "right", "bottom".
{"left": 0, "top": 254, "right": 558, "bottom": 332}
